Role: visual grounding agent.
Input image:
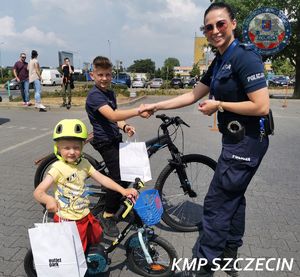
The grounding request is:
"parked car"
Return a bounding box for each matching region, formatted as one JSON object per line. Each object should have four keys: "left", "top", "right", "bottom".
{"left": 111, "top": 73, "right": 131, "bottom": 88}
{"left": 289, "top": 76, "right": 295, "bottom": 86}
{"left": 41, "top": 69, "right": 63, "bottom": 86}
{"left": 148, "top": 78, "right": 163, "bottom": 88}
{"left": 188, "top": 77, "right": 198, "bottom": 87}
{"left": 170, "top": 77, "right": 184, "bottom": 88}
{"left": 131, "top": 77, "right": 146, "bottom": 88}
{"left": 268, "top": 76, "right": 290, "bottom": 87}
{"left": 4, "top": 78, "right": 34, "bottom": 90}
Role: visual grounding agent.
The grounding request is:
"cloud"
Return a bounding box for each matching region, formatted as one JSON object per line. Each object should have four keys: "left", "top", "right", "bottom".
{"left": 0, "top": 16, "right": 67, "bottom": 50}
{"left": 162, "top": 0, "right": 202, "bottom": 21}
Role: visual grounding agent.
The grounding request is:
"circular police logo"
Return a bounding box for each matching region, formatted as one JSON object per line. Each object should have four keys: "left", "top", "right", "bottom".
{"left": 242, "top": 7, "right": 291, "bottom": 56}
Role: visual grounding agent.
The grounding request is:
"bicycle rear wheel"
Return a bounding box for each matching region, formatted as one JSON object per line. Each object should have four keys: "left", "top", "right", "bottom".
{"left": 156, "top": 154, "right": 217, "bottom": 232}
{"left": 126, "top": 234, "right": 178, "bottom": 277}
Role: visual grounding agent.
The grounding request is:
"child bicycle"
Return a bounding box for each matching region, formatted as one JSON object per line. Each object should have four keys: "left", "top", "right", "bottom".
{"left": 34, "top": 114, "right": 217, "bottom": 232}
{"left": 24, "top": 178, "right": 178, "bottom": 277}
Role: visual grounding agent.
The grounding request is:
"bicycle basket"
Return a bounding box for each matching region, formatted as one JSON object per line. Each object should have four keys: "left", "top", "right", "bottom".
{"left": 134, "top": 189, "right": 163, "bottom": 226}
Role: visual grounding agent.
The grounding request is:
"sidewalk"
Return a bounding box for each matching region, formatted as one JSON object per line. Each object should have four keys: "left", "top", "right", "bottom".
{"left": 0, "top": 95, "right": 146, "bottom": 109}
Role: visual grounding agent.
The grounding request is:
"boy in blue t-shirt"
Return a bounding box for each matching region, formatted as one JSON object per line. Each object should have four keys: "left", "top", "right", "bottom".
{"left": 86, "top": 56, "right": 149, "bottom": 237}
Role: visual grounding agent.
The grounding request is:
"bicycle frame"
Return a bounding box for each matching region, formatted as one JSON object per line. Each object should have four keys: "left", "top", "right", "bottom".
{"left": 145, "top": 131, "right": 196, "bottom": 197}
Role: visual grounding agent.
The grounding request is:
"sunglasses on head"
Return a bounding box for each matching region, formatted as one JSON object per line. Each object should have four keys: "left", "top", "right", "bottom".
{"left": 200, "top": 20, "right": 228, "bottom": 34}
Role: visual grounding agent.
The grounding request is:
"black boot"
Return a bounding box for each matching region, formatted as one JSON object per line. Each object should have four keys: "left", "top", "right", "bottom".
{"left": 219, "top": 247, "right": 239, "bottom": 277}
{"left": 181, "top": 261, "right": 214, "bottom": 277}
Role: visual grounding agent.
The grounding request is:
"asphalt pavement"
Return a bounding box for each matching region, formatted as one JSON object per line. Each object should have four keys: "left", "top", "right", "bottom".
{"left": 0, "top": 96, "right": 300, "bottom": 277}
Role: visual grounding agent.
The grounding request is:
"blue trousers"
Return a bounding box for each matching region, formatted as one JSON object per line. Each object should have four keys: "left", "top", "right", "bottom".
{"left": 198, "top": 135, "right": 269, "bottom": 262}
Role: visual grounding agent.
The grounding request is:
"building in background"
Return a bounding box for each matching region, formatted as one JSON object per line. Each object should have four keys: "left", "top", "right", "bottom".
{"left": 174, "top": 66, "right": 192, "bottom": 78}
{"left": 194, "top": 35, "right": 214, "bottom": 74}
{"left": 58, "top": 51, "right": 74, "bottom": 67}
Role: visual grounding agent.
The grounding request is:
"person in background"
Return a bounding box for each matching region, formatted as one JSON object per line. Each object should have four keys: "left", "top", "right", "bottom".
{"left": 61, "top": 57, "right": 74, "bottom": 109}
{"left": 140, "top": 2, "right": 270, "bottom": 276}
{"left": 13, "top": 53, "right": 31, "bottom": 106}
{"left": 28, "top": 50, "right": 46, "bottom": 112}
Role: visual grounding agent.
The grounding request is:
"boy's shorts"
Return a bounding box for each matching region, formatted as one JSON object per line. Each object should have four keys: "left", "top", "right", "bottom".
{"left": 54, "top": 212, "right": 103, "bottom": 252}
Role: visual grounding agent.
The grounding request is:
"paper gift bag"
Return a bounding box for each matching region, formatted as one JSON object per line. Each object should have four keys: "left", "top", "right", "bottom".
{"left": 29, "top": 221, "right": 86, "bottom": 277}
{"left": 119, "top": 142, "right": 152, "bottom": 182}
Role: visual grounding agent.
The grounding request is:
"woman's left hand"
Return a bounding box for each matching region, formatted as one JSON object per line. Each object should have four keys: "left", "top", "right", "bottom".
{"left": 198, "top": 99, "right": 219, "bottom": 116}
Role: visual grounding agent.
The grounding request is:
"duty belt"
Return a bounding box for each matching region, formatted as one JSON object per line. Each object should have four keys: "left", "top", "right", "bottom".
{"left": 218, "top": 121, "right": 260, "bottom": 143}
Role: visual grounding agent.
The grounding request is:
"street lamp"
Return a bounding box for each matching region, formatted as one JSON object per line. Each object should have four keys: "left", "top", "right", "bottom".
{"left": 108, "top": 40, "right": 111, "bottom": 61}
{"left": 0, "top": 42, "right": 4, "bottom": 80}
{"left": 203, "top": 46, "right": 211, "bottom": 72}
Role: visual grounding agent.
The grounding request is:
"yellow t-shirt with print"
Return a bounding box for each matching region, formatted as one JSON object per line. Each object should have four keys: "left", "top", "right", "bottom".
{"left": 48, "top": 158, "right": 96, "bottom": 220}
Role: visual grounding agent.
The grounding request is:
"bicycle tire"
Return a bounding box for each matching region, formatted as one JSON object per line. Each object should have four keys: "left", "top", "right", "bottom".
{"left": 24, "top": 249, "right": 37, "bottom": 277}
{"left": 126, "top": 234, "right": 178, "bottom": 277}
{"left": 156, "top": 154, "right": 217, "bottom": 232}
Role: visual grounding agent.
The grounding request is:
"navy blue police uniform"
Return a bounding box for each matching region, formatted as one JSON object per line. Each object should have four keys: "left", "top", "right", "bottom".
{"left": 198, "top": 40, "right": 269, "bottom": 263}
{"left": 86, "top": 86, "right": 128, "bottom": 214}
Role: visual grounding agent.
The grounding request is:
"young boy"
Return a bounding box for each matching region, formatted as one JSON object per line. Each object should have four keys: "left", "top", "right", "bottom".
{"left": 33, "top": 119, "right": 138, "bottom": 252}
{"left": 86, "top": 56, "right": 149, "bottom": 237}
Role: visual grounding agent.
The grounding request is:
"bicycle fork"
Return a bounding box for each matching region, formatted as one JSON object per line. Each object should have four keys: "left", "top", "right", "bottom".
{"left": 170, "top": 158, "right": 197, "bottom": 198}
{"left": 138, "top": 228, "right": 154, "bottom": 264}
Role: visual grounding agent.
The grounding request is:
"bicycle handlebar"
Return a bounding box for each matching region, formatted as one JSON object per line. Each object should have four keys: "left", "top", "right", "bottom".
{"left": 113, "top": 178, "right": 145, "bottom": 221}
{"left": 156, "top": 114, "right": 190, "bottom": 128}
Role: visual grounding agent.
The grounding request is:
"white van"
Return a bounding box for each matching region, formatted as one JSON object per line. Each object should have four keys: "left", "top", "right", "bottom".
{"left": 41, "top": 69, "right": 63, "bottom": 86}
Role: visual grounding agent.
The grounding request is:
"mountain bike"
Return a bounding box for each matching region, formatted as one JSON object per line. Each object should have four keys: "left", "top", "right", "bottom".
{"left": 24, "top": 178, "right": 178, "bottom": 277}
{"left": 34, "top": 114, "right": 217, "bottom": 232}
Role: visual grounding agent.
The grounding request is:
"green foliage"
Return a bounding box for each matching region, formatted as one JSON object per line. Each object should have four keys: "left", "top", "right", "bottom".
{"left": 154, "top": 68, "right": 162, "bottom": 78}
{"left": 271, "top": 58, "right": 295, "bottom": 76}
{"left": 161, "top": 57, "right": 180, "bottom": 80}
{"left": 127, "top": 59, "right": 156, "bottom": 74}
{"left": 190, "top": 62, "right": 201, "bottom": 78}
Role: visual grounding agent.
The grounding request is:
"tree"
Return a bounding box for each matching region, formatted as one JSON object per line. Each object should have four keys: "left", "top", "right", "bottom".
{"left": 214, "top": 0, "right": 300, "bottom": 98}
{"left": 161, "top": 57, "right": 180, "bottom": 80}
{"left": 154, "top": 68, "right": 162, "bottom": 78}
{"left": 127, "top": 59, "right": 155, "bottom": 74}
{"left": 271, "top": 58, "right": 295, "bottom": 76}
{"left": 190, "top": 62, "right": 201, "bottom": 78}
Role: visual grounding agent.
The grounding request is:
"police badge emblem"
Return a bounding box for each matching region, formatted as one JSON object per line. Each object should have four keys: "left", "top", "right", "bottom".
{"left": 242, "top": 7, "right": 291, "bottom": 56}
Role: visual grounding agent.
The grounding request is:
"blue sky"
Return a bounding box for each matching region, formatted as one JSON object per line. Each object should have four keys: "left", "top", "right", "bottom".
{"left": 0, "top": 0, "right": 210, "bottom": 69}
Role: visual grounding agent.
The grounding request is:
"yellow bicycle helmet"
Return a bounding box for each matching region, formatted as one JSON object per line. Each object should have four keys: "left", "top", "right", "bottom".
{"left": 53, "top": 119, "right": 88, "bottom": 163}
{"left": 53, "top": 119, "right": 88, "bottom": 141}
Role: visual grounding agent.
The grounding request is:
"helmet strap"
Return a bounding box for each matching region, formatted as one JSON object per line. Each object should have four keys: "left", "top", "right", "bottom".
{"left": 53, "top": 142, "right": 83, "bottom": 165}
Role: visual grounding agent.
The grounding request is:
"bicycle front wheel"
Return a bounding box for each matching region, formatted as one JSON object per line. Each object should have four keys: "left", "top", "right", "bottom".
{"left": 24, "top": 249, "right": 37, "bottom": 277}
{"left": 156, "top": 154, "right": 217, "bottom": 232}
{"left": 126, "top": 234, "right": 178, "bottom": 277}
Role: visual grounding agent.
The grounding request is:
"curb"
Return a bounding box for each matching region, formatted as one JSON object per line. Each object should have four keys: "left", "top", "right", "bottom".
{"left": 0, "top": 95, "right": 147, "bottom": 110}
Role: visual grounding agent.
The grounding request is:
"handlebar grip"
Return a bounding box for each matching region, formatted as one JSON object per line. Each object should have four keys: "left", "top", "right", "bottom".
{"left": 155, "top": 114, "right": 166, "bottom": 119}
{"left": 113, "top": 198, "right": 134, "bottom": 220}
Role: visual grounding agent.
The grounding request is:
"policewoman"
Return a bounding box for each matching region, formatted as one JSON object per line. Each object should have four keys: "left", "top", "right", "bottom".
{"left": 139, "top": 2, "right": 271, "bottom": 276}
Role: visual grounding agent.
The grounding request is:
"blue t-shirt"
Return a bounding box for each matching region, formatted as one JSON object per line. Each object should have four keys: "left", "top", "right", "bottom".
{"left": 200, "top": 42, "right": 267, "bottom": 129}
{"left": 86, "top": 85, "right": 120, "bottom": 142}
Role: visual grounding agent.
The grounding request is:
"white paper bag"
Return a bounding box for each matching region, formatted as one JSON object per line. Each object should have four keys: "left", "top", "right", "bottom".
{"left": 29, "top": 221, "right": 87, "bottom": 277}
{"left": 119, "top": 142, "right": 152, "bottom": 182}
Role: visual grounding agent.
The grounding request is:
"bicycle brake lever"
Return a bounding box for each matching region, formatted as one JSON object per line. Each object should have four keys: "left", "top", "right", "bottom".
{"left": 175, "top": 116, "right": 190, "bottom": 128}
